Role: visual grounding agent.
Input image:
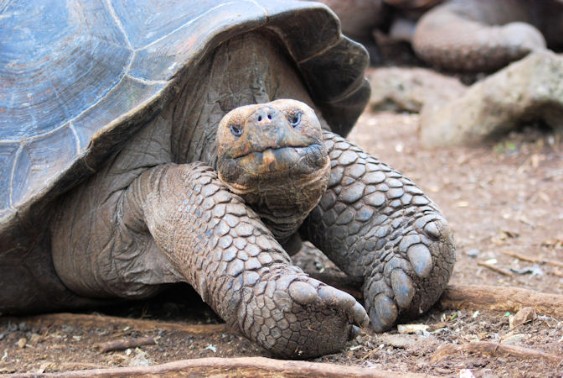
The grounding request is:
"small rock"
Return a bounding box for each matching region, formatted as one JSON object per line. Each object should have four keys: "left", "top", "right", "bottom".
{"left": 509, "top": 307, "right": 537, "bottom": 329}
{"left": 17, "top": 337, "right": 27, "bottom": 349}
{"left": 378, "top": 334, "right": 420, "bottom": 348}
{"left": 397, "top": 324, "right": 429, "bottom": 335}
{"left": 420, "top": 51, "right": 563, "bottom": 147}
{"left": 128, "top": 348, "right": 151, "bottom": 367}
{"left": 501, "top": 333, "right": 527, "bottom": 345}
{"left": 466, "top": 249, "right": 480, "bottom": 258}
{"left": 368, "top": 67, "right": 466, "bottom": 113}
{"left": 459, "top": 369, "right": 476, "bottom": 378}
{"left": 36, "top": 362, "right": 53, "bottom": 374}
{"left": 29, "top": 333, "right": 42, "bottom": 346}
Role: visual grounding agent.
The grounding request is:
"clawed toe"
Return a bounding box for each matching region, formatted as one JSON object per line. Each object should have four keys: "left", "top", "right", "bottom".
{"left": 289, "top": 281, "right": 369, "bottom": 328}
{"left": 243, "top": 276, "right": 368, "bottom": 358}
{"left": 317, "top": 283, "right": 370, "bottom": 330}
{"left": 407, "top": 244, "right": 433, "bottom": 278}
{"left": 349, "top": 325, "right": 361, "bottom": 340}
{"left": 366, "top": 266, "right": 415, "bottom": 332}
{"left": 364, "top": 216, "right": 455, "bottom": 333}
{"left": 390, "top": 269, "right": 415, "bottom": 308}
{"left": 369, "top": 294, "right": 398, "bottom": 332}
{"left": 288, "top": 281, "right": 318, "bottom": 305}
{"left": 351, "top": 302, "right": 370, "bottom": 328}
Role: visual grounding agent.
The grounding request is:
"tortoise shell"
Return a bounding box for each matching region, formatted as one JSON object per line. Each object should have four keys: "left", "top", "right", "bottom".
{"left": 0, "top": 0, "right": 369, "bottom": 225}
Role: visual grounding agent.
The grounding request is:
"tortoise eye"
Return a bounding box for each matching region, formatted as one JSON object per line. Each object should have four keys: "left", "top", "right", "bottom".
{"left": 230, "top": 124, "right": 243, "bottom": 137}
{"left": 289, "top": 112, "right": 302, "bottom": 128}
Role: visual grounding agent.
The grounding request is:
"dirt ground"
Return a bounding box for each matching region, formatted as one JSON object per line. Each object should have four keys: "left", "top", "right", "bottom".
{"left": 1, "top": 74, "right": 562, "bottom": 377}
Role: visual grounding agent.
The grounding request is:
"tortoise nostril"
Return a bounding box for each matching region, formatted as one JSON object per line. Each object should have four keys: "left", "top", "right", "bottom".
{"left": 255, "top": 109, "right": 276, "bottom": 123}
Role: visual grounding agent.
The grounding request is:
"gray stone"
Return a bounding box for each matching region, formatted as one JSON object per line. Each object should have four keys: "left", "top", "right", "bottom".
{"left": 420, "top": 52, "right": 563, "bottom": 146}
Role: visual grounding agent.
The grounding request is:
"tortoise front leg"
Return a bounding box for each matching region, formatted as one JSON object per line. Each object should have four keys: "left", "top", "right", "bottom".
{"left": 302, "top": 131, "right": 456, "bottom": 331}
{"left": 54, "top": 162, "right": 367, "bottom": 358}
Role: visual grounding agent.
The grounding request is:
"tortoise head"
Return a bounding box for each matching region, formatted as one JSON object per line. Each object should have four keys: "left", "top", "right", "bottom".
{"left": 216, "top": 99, "right": 330, "bottom": 240}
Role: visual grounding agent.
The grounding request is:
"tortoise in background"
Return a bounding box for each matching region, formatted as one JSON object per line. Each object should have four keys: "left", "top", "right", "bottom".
{"left": 413, "top": 0, "right": 563, "bottom": 72}
{"left": 0, "top": 0, "right": 455, "bottom": 358}
{"left": 314, "top": 0, "right": 562, "bottom": 72}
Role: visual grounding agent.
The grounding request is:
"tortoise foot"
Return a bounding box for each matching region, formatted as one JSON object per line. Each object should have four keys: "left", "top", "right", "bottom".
{"left": 363, "top": 215, "right": 455, "bottom": 332}
{"left": 240, "top": 272, "right": 368, "bottom": 358}
{"left": 303, "top": 131, "right": 456, "bottom": 333}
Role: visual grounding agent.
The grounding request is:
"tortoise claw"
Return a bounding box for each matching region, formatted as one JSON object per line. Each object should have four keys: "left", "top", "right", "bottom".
{"left": 317, "top": 284, "right": 369, "bottom": 328}
{"left": 407, "top": 244, "right": 433, "bottom": 278}
{"left": 368, "top": 294, "right": 398, "bottom": 333}
{"left": 348, "top": 325, "right": 361, "bottom": 340}
{"left": 361, "top": 213, "right": 456, "bottom": 332}
{"left": 242, "top": 276, "right": 368, "bottom": 358}
{"left": 391, "top": 269, "right": 415, "bottom": 309}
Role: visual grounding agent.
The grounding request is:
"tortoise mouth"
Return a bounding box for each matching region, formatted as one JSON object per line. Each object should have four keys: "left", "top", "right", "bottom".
{"left": 232, "top": 143, "right": 325, "bottom": 173}
{"left": 234, "top": 143, "right": 312, "bottom": 161}
{"left": 218, "top": 142, "right": 329, "bottom": 189}
{"left": 225, "top": 135, "right": 314, "bottom": 160}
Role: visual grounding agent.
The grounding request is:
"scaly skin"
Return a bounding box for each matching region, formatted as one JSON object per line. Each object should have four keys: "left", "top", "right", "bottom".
{"left": 303, "top": 131, "right": 456, "bottom": 331}
{"left": 51, "top": 101, "right": 369, "bottom": 359}
{"left": 52, "top": 101, "right": 455, "bottom": 355}
{"left": 49, "top": 31, "right": 455, "bottom": 358}
{"left": 126, "top": 163, "right": 368, "bottom": 358}
{"left": 216, "top": 100, "right": 331, "bottom": 244}
{"left": 413, "top": 0, "right": 548, "bottom": 72}
{"left": 51, "top": 98, "right": 455, "bottom": 357}
{"left": 53, "top": 160, "right": 368, "bottom": 358}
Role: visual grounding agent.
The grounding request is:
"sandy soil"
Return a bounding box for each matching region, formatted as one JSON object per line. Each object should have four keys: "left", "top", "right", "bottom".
{"left": 1, "top": 101, "right": 561, "bottom": 376}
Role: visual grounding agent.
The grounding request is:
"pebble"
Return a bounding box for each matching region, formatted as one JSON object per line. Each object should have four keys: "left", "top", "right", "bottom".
{"left": 501, "top": 333, "right": 527, "bottom": 345}
{"left": 397, "top": 324, "right": 429, "bottom": 335}
{"left": 509, "top": 307, "right": 537, "bottom": 329}
{"left": 17, "top": 338, "right": 27, "bottom": 349}
{"left": 378, "top": 334, "right": 420, "bottom": 348}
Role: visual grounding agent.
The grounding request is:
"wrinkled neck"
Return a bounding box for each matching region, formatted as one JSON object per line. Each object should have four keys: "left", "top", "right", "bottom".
{"left": 225, "top": 159, "right": 330, "bottom": 243}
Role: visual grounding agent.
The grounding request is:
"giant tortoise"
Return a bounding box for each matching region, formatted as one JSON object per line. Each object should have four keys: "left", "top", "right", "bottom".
{"left": 315, "top": 0, "right": 563, "bottom": 72}
{"left": 0, "top": 0, "right": 455, "bottom": 358}
{"left": 413, "top": 0, "right": 563, "bottom": 72}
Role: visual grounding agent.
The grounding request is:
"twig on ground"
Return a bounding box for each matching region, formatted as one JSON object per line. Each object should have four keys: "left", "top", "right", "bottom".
{"left": 299, "top": 274, "right": 563, "bottom": 320}
{"left": 477, "top": 261, "right": 513, "bottom": 276}
{"left": 499, "top": 250, "right": 563, "bottom": 268}
{"left": 18, "top": 313, "right": 227, "bottom": 335}
{"left": 95, "top": 336, "right": 156, "bottom": 353}
{"left": 431, "top": 341, "right": 562, "bottom": 365}
{"left": 552, "top": 269, "right": 563, "bottom": 278}
{"left": 440, "top": 285, "right": 563, "bottom": 318}
{"left": 14, "top": 356, "right": 438, "bottom": 378}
